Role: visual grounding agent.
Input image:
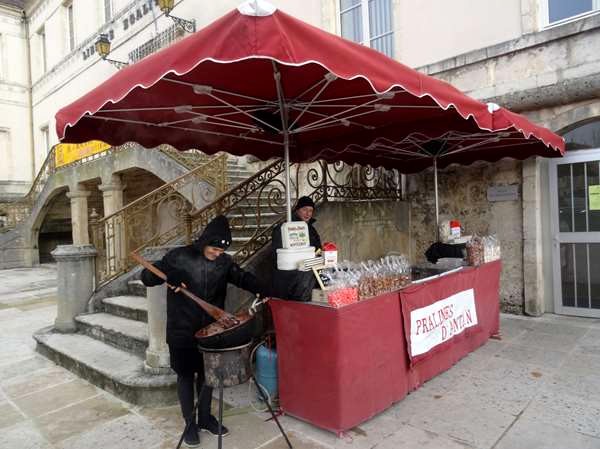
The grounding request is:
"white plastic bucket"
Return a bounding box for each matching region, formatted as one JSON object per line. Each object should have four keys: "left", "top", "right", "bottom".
{"left": 276, "top": 246, "right": 315, "bottom": 271}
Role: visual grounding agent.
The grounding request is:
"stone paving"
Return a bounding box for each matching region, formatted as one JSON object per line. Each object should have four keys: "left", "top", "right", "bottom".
{"left": 0, "top": 264, "right": 57, "bottom": 307}
{"left": 2, "top": 265, "right": 600, "bottom": 448}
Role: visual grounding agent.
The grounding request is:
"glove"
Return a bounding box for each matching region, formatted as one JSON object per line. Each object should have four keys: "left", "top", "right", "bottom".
{"left": 165, "top": 269, "right": 186, "bottom": 288}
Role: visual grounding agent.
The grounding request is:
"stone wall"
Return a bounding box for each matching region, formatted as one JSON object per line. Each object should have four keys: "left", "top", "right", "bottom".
{"left": 316, "top": 200, "right": 410, "bottom": 262}
{"left": 408, "top": 159, "right": 525, "bottom": 313}
{"left": 419, "top": 14, "right": 600, "bottom": 115}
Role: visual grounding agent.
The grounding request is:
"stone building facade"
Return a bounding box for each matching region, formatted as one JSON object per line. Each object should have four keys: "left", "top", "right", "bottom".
{"left": 0, "top": 0, "right": 32, "bottom": 201}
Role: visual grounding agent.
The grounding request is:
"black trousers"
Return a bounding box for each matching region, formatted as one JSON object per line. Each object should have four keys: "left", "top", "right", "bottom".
{"left": 169, "top": 345, "right": 212, "bottom": 425}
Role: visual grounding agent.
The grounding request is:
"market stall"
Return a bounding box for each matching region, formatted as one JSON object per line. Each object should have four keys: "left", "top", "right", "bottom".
{"left": 270, "top": 254, "right": 501, "bottom": 434}
{"left": 54, "top": 0, "right": 565, "bottom": 437}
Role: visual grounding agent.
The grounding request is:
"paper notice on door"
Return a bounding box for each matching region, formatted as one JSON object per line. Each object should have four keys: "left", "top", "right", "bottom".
{"left": 590, "top": 185, "right": 600, "bottom": 211}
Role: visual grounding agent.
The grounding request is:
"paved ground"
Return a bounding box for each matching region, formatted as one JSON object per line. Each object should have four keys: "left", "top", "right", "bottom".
{"left": 0, "top": 264, "right": 57, "bottom": 308}
{"left": 2, "top": 265, "right": 600, "bottom": 448}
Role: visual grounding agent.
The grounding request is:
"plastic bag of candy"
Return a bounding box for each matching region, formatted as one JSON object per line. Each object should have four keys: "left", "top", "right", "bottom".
{"left": 327, "top": 286, "right": 359, "bottom": 308}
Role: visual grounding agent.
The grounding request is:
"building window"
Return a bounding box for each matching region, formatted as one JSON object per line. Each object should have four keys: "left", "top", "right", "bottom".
{"left": 340, "top": 0, "right": 394, "bottom": 57}
{"left": 66, "top": 2, "right": 75, "bottom": 51}
{"left": 104, "top": 0, "right": 113, "bottom": 22}
{"left": 544, "top": 0, "right": 600, "bottom": 26}
{"left": 563, "top": 118, "right": 600, "bottom": 151}
{"left": 37, "top": 26, "right": 47, "bottom": 73}
{"left": 40, "top": 126, "right": 50, "bottom": 154}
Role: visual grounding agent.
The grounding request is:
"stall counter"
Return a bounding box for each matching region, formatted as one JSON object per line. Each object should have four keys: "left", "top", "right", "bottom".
{"left": 269, "top": 260, "right": 501, "bottom": 435}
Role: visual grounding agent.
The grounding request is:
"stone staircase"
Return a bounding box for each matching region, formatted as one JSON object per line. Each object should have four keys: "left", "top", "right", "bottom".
{"left": 34, "top": 158, "right": 281, "bottom": 406}
{"left": 34, "top": 281, "right": 176, "bottom": 406}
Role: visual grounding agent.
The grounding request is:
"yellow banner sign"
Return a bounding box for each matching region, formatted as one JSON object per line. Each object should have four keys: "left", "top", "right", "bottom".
{"left": 54, "top": 141, "right": 111, "bottom": 168}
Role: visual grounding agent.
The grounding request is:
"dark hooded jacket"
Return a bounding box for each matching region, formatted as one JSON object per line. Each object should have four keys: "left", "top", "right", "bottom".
{"left": 141, "top": 215, "right": 263, "bottom": 347}
{"left": 270, "top": 211, "right": 322, "bottom": 301}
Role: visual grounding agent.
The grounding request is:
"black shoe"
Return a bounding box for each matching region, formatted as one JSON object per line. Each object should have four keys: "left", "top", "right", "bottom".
{"left": 183, "top": 423, "right": 201, "bottom": 448}
{"left": 199, "top": 415, "right": 229, "bottom": 437}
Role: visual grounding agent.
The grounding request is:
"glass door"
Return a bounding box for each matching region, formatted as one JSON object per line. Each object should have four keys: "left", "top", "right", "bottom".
{"left": 550, "top": 149, "right": 600, "bottom": 317}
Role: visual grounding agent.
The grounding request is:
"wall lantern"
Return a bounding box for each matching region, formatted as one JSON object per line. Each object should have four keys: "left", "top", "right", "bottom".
{"left": 94, "top": 33, "right": 129, "bottom": 69}
{"left": 158, "top": 0, "right": 196, "bottom": 33}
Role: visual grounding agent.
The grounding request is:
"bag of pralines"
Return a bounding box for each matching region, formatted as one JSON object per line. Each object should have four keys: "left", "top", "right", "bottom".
{"left": 466, "top": 235, "right": 484, "bottom": 266}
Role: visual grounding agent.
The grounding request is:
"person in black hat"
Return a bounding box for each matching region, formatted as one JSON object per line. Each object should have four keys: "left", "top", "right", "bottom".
{"left": 270, "top": 196, "right": 322, "bottom": 301}
{"left": 141, "top": 215, "right": 265, "bottom": 448}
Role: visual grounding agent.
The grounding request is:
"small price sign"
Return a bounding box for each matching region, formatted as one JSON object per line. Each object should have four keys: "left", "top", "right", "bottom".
{"left": 312, "top": 265, "right": 331, "bottom": 290}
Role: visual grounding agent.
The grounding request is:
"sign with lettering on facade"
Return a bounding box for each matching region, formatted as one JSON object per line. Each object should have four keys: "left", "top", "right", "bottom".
{"left": 55, "top": 141, "right": 111, "bottom": 167}
{"left": 487, "top": 184, "right": 519, "bottom": 202}
{"left": 82, "top": 0, "right": 160, "bottom": 61}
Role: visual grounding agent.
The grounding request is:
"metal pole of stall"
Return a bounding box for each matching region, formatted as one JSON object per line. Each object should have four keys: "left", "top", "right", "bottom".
{"left": 283, "top": 132, "right": 292, "bottom": 222}
{"left": 273, "top": 61, "right": 293, "bottom": 223}
{"left": 433, "top": 157, "right": 440, "bottom": 242}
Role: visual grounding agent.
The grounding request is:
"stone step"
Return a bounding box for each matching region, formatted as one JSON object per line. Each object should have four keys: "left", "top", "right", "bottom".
{"left": 230, "top": 224, "right": 276, "bottom": 238}
{"left": 226, "top": 169, "right": 255, "bottom": 177}
{"left": 127, "top": 279, "right": 146, "bottom": 297}
{"left": 231, "top": 236, "right": 253, "bottom": 244}
{"left": 227, "top": 174, "right": 254, "bottom": 182}
{"left": 229, "top": 215, "right": 281, "bottom": 227}
{"left": 76, "top": 313, "right": 148, "bottom": 358}
{"left": 228, "top": 212, "right": 280, "bottom": 220}
{"left": 34, "top": 330, "right": 176, "bottom": 406}
{"left": 228, "top": 205, "right": 284, "bottom": 216}
{"left": 102, "top": 295, "right": 148, "bottom": 323}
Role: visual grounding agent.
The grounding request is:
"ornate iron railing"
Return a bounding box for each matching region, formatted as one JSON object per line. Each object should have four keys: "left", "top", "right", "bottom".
{"left": 129, "top": 24, "right": 186, "bottom": 63}
{"left": 157, "top": 147, "right": 217, "bottom": 173}
{"left": 121, "top": 158, "right": 402, "bottom": 269}
{"left": 0, "top": 142, "right": 218, "bottom": 233}
{"left": 91, "top": 153, "right": 229, "bottom": 286}
{"left": 86, "top": 153, "right": 401, "bottom": 289}
{"left": 229, "top": 161, "right": 402, "bottom": 265}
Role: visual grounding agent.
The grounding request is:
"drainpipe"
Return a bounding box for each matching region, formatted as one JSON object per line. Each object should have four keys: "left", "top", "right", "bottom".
{"left": 22, "top": 10, "right": 36, "bottom": 181}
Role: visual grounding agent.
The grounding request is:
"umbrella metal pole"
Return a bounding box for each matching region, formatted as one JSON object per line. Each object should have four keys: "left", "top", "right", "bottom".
{"left": 273, "top": 61, "right": 292, "bottom": 223}
{"left": 284, "top": 133, "right": 292, "bottom": 222}
{"left": 434, "top": 157, "right": 440, "bottom": 241}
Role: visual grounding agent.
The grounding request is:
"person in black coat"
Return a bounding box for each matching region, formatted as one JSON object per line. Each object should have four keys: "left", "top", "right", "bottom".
{"left": 270, "top": 196, "right": 322, "bottom": 301}
{"left": 141, "top": 215, "right": 263, "bottom": 447}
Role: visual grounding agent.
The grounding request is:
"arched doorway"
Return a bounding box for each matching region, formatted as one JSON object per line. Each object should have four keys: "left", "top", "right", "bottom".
{"left": 550, "top": 118, "right": 600, "bottom": 317}
{"left": 37, "top": 189, "right": 72, "bottom": 263}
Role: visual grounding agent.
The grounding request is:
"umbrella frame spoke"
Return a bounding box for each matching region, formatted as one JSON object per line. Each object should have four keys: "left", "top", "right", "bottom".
{"left": 85, "top": 115, "right": 283, "bottom": 146}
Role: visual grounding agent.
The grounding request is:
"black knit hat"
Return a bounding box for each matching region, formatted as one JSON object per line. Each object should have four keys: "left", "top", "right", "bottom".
{"left": 193, "top": 215, "right": 232, "bottom": 250}
{"left": 294, "top": 196, "right": 315, "bottom": 211}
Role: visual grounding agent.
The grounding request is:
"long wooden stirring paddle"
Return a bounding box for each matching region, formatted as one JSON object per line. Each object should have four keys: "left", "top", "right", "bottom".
{"left": 130, "top": 251, "right": 238, "bottom": 325}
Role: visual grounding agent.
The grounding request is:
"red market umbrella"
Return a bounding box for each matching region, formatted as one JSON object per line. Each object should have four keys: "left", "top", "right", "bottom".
{"left": 55, "top": 0, "right": 564, "bottom": 224}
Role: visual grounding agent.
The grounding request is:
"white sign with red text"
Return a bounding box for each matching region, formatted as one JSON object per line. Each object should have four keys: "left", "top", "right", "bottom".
{"left": 409, "top": 289, "right": 478, "bottom": 357}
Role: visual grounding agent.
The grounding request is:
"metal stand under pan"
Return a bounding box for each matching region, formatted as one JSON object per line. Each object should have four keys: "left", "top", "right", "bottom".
{"left": 175, "top": 341, "right": 292, "bottom": 449}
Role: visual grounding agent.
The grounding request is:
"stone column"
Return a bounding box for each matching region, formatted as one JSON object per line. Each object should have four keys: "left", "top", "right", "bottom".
{"left": 52, "top": 245, "right": 97, "bottom": 332}
{"left": 99, "top": 176, "right": 124, "bottom": 216}
{"left": 99, "top": 177, "right": 126, "bottom": 274}
{"left": 144, "top": 283, "right": 171, "bottom": 374}
{"left": 523, "top": 158, "right": 544, "bottom": 316}
{"left": 67, "top": 190, "right": 91, "bottom": 245}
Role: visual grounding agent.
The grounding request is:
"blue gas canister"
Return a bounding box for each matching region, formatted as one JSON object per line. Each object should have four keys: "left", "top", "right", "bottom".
{"left": 255, "top": 345, "right": 278, "bottom": 400}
